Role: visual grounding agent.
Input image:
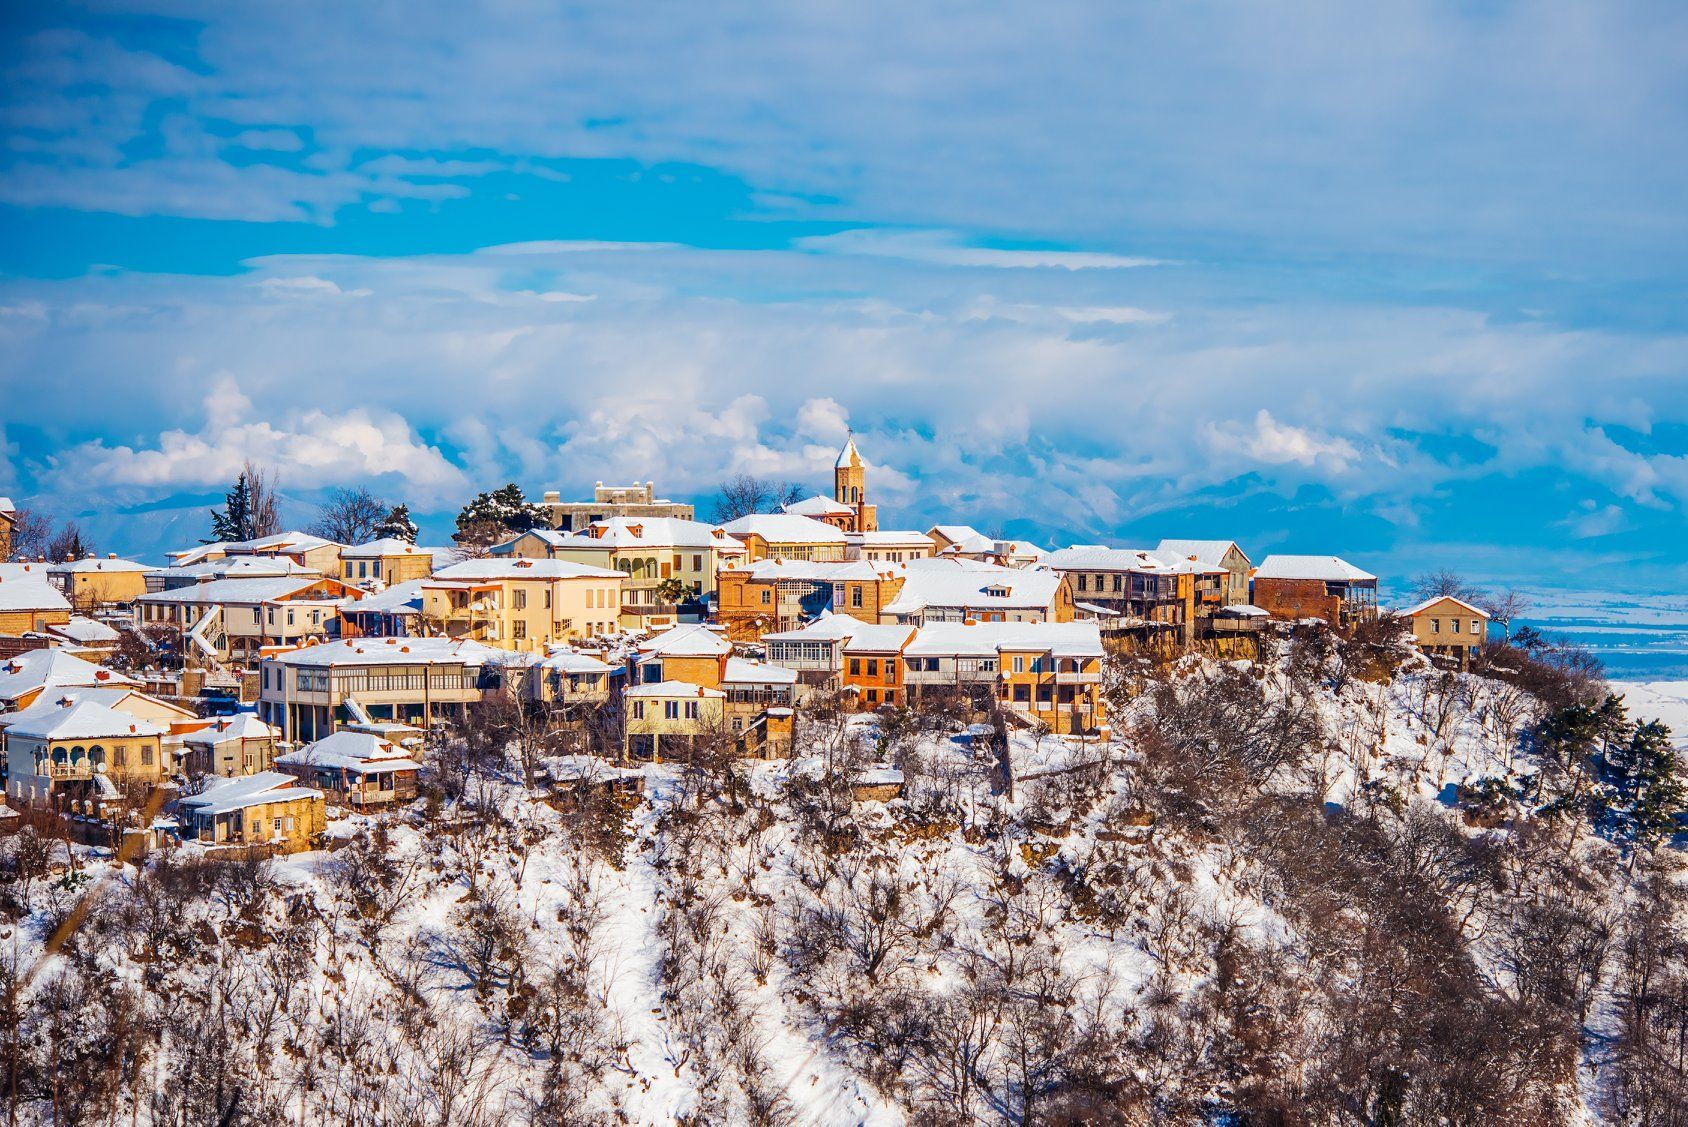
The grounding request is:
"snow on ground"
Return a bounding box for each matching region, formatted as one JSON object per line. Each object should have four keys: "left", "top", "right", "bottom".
{"left": 1613, "top": 680, "right": 1688, "bottom": 740}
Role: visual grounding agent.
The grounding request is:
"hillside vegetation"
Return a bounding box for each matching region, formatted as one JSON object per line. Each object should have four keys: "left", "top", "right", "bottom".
{"left": 2, "top": 625, "right": 1685, "bottom": 1125}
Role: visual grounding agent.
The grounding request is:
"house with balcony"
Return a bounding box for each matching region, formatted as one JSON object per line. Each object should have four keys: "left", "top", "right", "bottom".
{"left": 1155, "top": 539, "right": 1253, "bottom": 607}
{"left": 761, "top": 612, "right": 864, "bottom": 693}
{"left": 175, "top": 771, "right": 326, "bottom": 852}
{"left": 716, "top": 513, "right": 848, "bottom": 562}
{"left": 882, "top": 558, "right": 1070, "bottom": 626}
{"left": 276, "top": 730, "right": 422, "bottom": 807}
{"left": 134, "top": 574, "right": 361, "bottom": 670}
{"left": 422, "top": 558, "right": 624, "bottom": 651}
{"left": 494, "top": 517, "right": 744, "bottom": 629}
{"left": 258, "top": 636, "right": 512, "bottom": 742}
{"left": 630, "top": 625, "right": 796, "bottom": 755}
{"left": 715, "top": 558, "right": 906, "bottom": 641}
{"left": 1045, "top": 545, "right": 1224, "bottom": 645}
{"left": 337, "top": 578, "right": 425, "bottom": 639}
{"left": 1252, "top": 555, "right": 1380, "bottom": 626}
{"left": 901, "top": 621, "right": 1106, "bottom": 735}
{"left": 528, "top": 649, "right": 618, "bottom": 707}
{"left": 3, "top": 698, "right": 169, "bottom": 810}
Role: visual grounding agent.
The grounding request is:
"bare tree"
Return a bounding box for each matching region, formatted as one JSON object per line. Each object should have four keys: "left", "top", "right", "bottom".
{"left": 309, "top": 486, "right": 388, "bottom": 545}
{"left": 5, "top": 507, "right": 52, "bottom": 561}
{"left": 711, "top": 473, "right": 805, "bottom": 522}
{"left": 1411, "top": 569, "right": 1482, "bottom": 603}
{"left": 44, "top": 521, "right": 90, "bottom": 563}
{"left": 1480, "top": 587, "right": 1530, "bottom": 640}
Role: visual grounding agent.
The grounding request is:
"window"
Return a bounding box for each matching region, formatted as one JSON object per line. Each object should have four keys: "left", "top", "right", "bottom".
{"left": 633, "top": 701, "right": 645, "bottom": 719}
{"left": 693, "top": 554, "right": 703, "bottom": 572}
{"left": 141, "top": 747, "right": 153, "bottom": 766}
{"left": 513, "top": 621, "right": 527, "bottom": 640}
{"left": 253, "top": 607, "right": 261, "bottom": 624}
{"left": 372, "top": 561, "right": 382, "bottom": 578}
{"left": 273, "top": 817, "right": 283, "bottom": 832}
{"left": 866, "top": 659, "right": 879, "bottom": 676}
{"left": 1012, "top": 655, "right": 1025, "bottom": 673}
{"left": 1112, "top": 574, "right": 1122, "bottom": 593}
{"left": 115, "top": 746, "right": 127, "bottom": 767}
{"left": 849, "top": 659, "right": 861, "bottom": 675}
{"left": 851, "top": 585, "right": 864, "bottom": 608}
{"left": 866, "top": 689, "right": 878, "bottom": 703}
{"left": 514, "top": 589, "right": 527, "bottom": 610}
{"left": 664, "top": 700, "right": 679, "bottom": 720}
{"left": 761, "top": 590, "right": 771, "bottom": 605}
{"left": 684, "top": 701, "right": 699, "bottom": 719}
{"left": 1076, "top": 574, "right": 1087, "bottom": 591}
{"left": 1431, "top": 618, "right": 1441, "bottom": 634}
{"left": 1470, "top": 619, "right": 1480, "bottom": 635}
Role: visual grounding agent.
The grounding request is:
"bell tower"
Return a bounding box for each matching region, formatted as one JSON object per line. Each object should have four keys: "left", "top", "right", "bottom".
{"left": 833, "top": 433, "right": 877, "bottom": 532}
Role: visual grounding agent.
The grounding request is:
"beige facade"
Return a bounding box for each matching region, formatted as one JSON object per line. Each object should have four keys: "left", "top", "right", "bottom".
{"left": 623, "top": 680, "right": 725, "bottom": 761}
{"left": 539, "top": 480, "right": 694, "bottom": 532}
{"left": 1402, "top": 595, "right": 1489, "bottom": 662}
{"left": 177, "top": 771, "right": 326, "bottom": 852}
{"left": 3, "top": 699, "right": 170, "bottom": 808}
{"left": 48, "top": 556, "right": 153, "bottom": 608}
{"left": 341, "top": 539, "right": 435, "bottom": 587}
{"left": 423, "top": 558, "right": 624, "bottom": 651}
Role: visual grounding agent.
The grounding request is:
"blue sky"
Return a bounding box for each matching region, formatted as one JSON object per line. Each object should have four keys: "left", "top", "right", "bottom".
{"left": 3, "top": 1, "right": 1688, "bottom": 594}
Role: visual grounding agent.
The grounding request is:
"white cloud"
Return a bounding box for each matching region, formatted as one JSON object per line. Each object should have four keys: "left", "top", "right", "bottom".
{"left": 1205, "top": 410, "right": 1364, "bottom": 472}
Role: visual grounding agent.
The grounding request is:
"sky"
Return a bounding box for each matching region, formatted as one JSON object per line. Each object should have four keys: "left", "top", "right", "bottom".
{"left": 2, "top": 1, "right": 1688, "bottom": 596}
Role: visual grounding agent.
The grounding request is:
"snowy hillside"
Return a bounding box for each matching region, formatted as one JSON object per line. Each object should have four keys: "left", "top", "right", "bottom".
{"left": 1, "top": 627, "right": 1685, "bottom": 1124}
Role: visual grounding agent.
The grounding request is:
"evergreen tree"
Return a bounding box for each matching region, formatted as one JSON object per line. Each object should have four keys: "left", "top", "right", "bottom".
{"left": 207, "top": 471, "right": 253, "bottom": 543}
{"left": 1609, "top": 720, "right": 1685, "bottom": 848}
{"left": 375, "top": 503, "right": 419, "bottom": 543}
{"left": 453, "top": 484, "right": 546, "bottom": 549}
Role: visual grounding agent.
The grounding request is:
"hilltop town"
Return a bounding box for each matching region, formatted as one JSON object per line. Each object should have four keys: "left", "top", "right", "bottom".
{"left": 0, "top": 440, "right": 1682, "bottom": 1123}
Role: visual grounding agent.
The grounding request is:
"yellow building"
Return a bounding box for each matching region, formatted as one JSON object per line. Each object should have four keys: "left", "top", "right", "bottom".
{"left": 494, "top": 517, "right": 746, "bottom": 628}
{"left": 179, "top": 713, "right": 280, "bottom": 777}
{"left": 623, "top": 680, "right": 725, "bottom": 762}
{"left": 422, "top": 558, "right": 625, "bottom": 651}
{"left": 3, "top": 698, "right": 170, "bottom": 809}
{"left": 1400, "top": 595, "right": 1490, "bottom": 664}
{"left": 716, "top": 514, "right": 848, "bottom": 562}
{"left": 0, "top": 564, "right": 72, "bottom": 635}
{"left": 176, "top": 771, "right": 326, "bottom": 852}
{"left": 47, "top": 556, "right": 154, "bottom": 608}
{"left": 340, "top": 538, "right": 436, "bottom": 588}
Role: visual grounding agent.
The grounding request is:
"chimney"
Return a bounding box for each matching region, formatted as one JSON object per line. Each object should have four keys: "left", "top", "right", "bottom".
{"left": 543, "top": 491, "right": 560, "bottom": 504}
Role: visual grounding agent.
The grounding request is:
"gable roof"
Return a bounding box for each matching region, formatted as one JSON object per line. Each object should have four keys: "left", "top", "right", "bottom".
{"left": 783, "top": 494, "right": 854, "bottom": 518}
{"left": 1253, "top": 555, "right": 1377, "bottom": 582}
{"left": 278, "top": 730, "right": 422, "bottom": 772}
{"left": 432, "top": 558, "right": 623, "bottom": 582}
{"left": 270, "top": 635, "right": 513, "bottom": 668}
{"left": 903, "top": 621, "right": 1105, "bottom": 660}
{"left": 341, "top": 538, "right": 434, "bottom": 560}
{"left": 0, "top": 649, "right": 134, "bottom": 702}
{"left": 717, "top": 513, "right": 848, "bottom": 544}
{"left": 1400, "top": 594, "right": 1490, "bottom": 618}
{"left": 46, "top": 556, "right": 155, "bottom": 575}
{"left": 177, "top": 771, "right": 321, "bottom": 816}
{"left": 884, "top": 558, "right": 1063, "bottom": 615}
{"left": 0, "top": 571, "right": 72, "bottom": 612}
{"left": 625, "top": 679, "right": 725, "bottom": 698}
{"left": 638, "top": 623, "right": 732, "bottom": 656}
{"left": 182, "top": 713, "right": 280, "bottom": 744}
{"left": 4, "top": 698, "right": 167, "bottom": 740}
{"left": 1155, "top": 539, "right": 1250, "bottom": 569}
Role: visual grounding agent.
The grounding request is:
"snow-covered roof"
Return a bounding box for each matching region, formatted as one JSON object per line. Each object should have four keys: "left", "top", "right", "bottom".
{"left": 0, "top": 571, "right": 71, "bottom": 612}
{"left": 884, "top": 558, "right": 1063, "bottom": 615}
{"left": 153, "top": 557, "right": 320, "bottom": 583}
{"left": 638, "top": 623, "right": 732, "bottom": 656}
{"left": 269, "top": 636, "right": 513, "bottom": 668}
{"left": 842, "top": 625, "right": 918, "bottom": 653}
{"left": 137, "top": 575, "right": 346, "bottom": 606}
{"left": 501, "top": 516, "right": 738, "bottom": 554}
{"left": 836, "top": 435, "right": 862, "bottom": 469}
{"left": 170, "top": 531, "right": 341, "bottom": 565}
{"left": 721, "top": 657, "right": 800, "bottom": 685}
{"left": 717, "top": 513, "right": 848, "bottom": 544}
{"left": 845, "top": 530, "right": 933, "bottom": 548}
{"left": 1046, "top": 545, "right": 1222, "bottom": 575}
{"left": 1253, "top": 555, "right": 1377, "bottom": 582}
{"left": 1155, "top": 539, "right": 1250, "bottom": 568}
{"left": 855, "top": 766, "right": 905, "bottom": 787}
{"left": 625, "top": 679, "right": 724, "bottom": 698}
{"left": 1399, "top": 594, "right": 1490, "bottom": 618}
{"left": 45, "top": 556, "right": 154, "bottom": 575}
{"left": 0, "top": 649, "right": 134, "bottom": 702}
{"left": 8, "top": 686, "right": 194, "bottom": 721}
{"left": 783, "top": 494, "right": 854, "bottom": 518}
{"left": 538, "top": 650, "right": 615, "bottom": 675}
{"left": 0, "top": 497, "right": 12, "bottom": 514}
{"left": 432, "top": 558, "right": 623, "bottom": 582}
{"left": 4, "top": 698, "right": 167, "bottom": 740}
{"left": 278, "top": 731, "right": 422, "bottom": 773}
{"left": 340, "top": 538, "right": 434, "bottom": 560}
{"left": 178, "top": 771, "right": 320, "bottom": 816}
{"left": 903, "top": 621, "right": 1105, "bottom": 660}
{"left": 761, "top": 612, "right": 865, "bottom": 643}
{"left": 181, "top": 713, "right": 279, "bottom": 745}
{"left": 1216, "top": 604, "right": 1270, "bottom": 618}
{"left": 340, "top": 578, "right": 425, "bottom": 615}
{"left": 46, "top": 615, "right": 121, "bottom": 644}
{"left": 720, "top": 557, "right": 901, "bottom": 583}
{"left": 928, "top": 524, "right": 986, "bottom": 544}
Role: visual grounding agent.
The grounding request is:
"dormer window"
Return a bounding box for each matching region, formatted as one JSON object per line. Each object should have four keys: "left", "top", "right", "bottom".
{"left": 984, "top": 585, "right": 1010, "bottom": 598}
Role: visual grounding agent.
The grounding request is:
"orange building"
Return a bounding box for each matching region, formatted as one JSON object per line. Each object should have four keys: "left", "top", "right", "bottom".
{"left": 841, "top": 625, "right": 916, "bottom": 708}
{"left": 715, "top": 558, "right": 905, "bottom": 641}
